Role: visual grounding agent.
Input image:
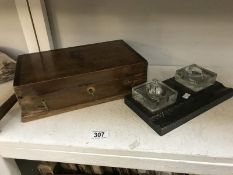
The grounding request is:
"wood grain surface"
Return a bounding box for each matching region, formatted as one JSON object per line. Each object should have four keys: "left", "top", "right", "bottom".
{"left": 14, "top": 40, "right": 148, "bottom": 122}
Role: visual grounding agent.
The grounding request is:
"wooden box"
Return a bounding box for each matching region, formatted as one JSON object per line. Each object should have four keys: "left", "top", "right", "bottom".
{"left": 14, "top": 40, "right": 148, "bottom": 122}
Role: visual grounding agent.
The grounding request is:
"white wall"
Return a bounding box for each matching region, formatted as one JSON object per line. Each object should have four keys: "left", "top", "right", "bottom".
{"left": 45, "top": 0, "right": 233, "bottom": 68}
{"left": 0, "top": 0, "right": 28, "bottom": 59}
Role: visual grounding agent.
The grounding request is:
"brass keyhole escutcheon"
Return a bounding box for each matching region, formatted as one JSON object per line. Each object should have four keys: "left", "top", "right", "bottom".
{"left": 87, "top": 87, "right": 95, "bottom": 97}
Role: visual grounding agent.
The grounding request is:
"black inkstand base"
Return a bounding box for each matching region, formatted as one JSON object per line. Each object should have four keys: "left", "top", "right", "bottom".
{"left": 124, "top": 78, "right": 233, "bottom": 136}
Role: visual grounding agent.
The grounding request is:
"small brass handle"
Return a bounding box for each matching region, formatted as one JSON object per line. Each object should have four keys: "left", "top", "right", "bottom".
{"left": 41, "top": 99, "right": 49, "bottom": 111}
{"left": 87, "top": 87, "right": 95, "bottom": 97}
{"left": 124, "top": 79, "right": 135, "bottom": 87}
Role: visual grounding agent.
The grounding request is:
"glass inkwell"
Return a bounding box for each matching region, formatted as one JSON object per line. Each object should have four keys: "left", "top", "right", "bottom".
{"left": 175, "top": 64, "right": 217, "bottom": 92}
{"left": 132, "top": 79, "right": 178, "bottom": 113}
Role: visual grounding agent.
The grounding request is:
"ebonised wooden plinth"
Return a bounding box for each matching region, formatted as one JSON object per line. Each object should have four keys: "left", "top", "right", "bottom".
{"left": 125, "top": 78, "right": 233, "bottom": 136}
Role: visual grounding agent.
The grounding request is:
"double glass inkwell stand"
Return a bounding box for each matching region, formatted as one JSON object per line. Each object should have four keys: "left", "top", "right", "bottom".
{"left": 125, "top": 64, "right": 233, "bottom": 135}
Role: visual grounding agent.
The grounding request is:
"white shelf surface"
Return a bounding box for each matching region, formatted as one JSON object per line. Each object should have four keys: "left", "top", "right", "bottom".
{"left": 0, "top": 66, "right": 233, "bottom": 175}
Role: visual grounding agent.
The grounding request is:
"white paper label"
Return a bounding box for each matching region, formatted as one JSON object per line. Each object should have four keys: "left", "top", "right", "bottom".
{"left": 182, "top": 93, "right": 191, "bottom": 99}
{"left": 91, "top": 130, "right": 109, "bottom": 139}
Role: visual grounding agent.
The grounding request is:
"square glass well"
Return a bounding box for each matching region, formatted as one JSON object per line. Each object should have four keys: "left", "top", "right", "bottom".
{"left": 132, "top": 79, "right": 178, "bottom": 113}
{"left": 175, "top": 64, "right": 217, "bottom": 92}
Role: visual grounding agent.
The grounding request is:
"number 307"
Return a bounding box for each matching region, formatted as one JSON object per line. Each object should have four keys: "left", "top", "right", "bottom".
{"left": 94, "top": 131, "right": 105, "bottom": 138}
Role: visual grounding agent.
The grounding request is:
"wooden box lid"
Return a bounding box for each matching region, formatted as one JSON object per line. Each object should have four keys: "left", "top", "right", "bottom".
{"left": 14, "top": 40, "right": 147, "bottom": 86}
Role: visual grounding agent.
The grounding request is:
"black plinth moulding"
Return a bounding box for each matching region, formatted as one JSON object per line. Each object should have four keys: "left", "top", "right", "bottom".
{"left": 124, "top": 78, "right": 233, "bottom": 136}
